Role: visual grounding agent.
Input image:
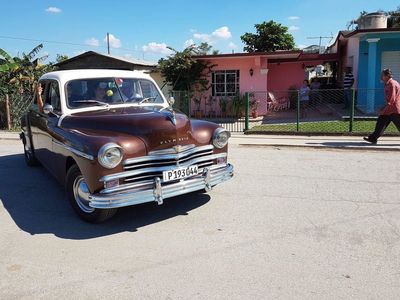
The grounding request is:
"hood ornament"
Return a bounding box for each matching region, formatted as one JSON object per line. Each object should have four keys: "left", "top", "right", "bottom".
{"left": 167, "top": 111, "right": 177, "bottom": 126}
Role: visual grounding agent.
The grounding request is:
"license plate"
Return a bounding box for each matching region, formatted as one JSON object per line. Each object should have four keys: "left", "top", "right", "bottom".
{"left": 163, "top": 165, "right": 199, "bottom": 182}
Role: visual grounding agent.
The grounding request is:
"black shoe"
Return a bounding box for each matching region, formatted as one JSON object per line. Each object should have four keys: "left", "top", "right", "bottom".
{"left": 363, "top": 137, "right": 377, "bottom": 144}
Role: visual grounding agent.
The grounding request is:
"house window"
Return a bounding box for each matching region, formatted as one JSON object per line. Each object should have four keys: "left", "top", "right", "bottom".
{"left": 212, "top": 70, "right": 240, "bottom": 96}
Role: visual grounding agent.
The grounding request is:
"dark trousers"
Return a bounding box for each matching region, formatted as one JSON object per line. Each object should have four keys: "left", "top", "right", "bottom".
{"left": 369, "top": 114, "right": 400, "bottom": 142}
{"left": 343, "top": 89, "right": 352, "bottom": 108}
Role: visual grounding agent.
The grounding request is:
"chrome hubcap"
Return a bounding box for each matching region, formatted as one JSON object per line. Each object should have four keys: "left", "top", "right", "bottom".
{"left": 73, "top": 176, "right": 94, "bottom": 213}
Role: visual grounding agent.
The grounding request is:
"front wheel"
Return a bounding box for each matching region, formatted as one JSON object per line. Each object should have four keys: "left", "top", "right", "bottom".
{"left": 66, "top": 165, "right": 117, "bottom": 223}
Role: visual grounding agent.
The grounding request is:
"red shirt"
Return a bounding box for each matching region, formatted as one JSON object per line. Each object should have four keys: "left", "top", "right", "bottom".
{"left": 381, "top": 78, "right": 400, "bottom": 115}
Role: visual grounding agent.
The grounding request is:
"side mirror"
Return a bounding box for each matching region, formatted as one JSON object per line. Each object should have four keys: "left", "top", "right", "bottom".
{"left": 43, "top": 104, "right": 54, "bottom": 115}
{"left": 168, "top": 96, "right": 175, "bottom": 106}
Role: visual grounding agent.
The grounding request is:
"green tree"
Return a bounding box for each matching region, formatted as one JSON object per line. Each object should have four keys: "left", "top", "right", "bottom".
{"left": 184, "top": 42, "right": 219, "bottom": 56}
{"left": 55, "top": 54, "right": 69, "bottom": 63}
{"left": 0, "top": 44, "right": 50, "bottom": 94}
{"left": 388, "top": 6, "right": 400, "bottom": 28}
{"left": 240, "top": 20, "right": 296, "bottom": 52}
{"left": 158, "top": 45, "right": 214, "bottom": 91}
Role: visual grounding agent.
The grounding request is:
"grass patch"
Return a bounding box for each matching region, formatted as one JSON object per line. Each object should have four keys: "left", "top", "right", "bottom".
{"left": 249, "top": 120, "right": 400, "bottom": 134}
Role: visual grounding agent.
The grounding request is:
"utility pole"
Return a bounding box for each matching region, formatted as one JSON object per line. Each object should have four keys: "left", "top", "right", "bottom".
{"left": 306, "top": 36, "right": 333, "bottom": 53}
{"left": 106, "top": 32, "right": 110, "bottom": 54}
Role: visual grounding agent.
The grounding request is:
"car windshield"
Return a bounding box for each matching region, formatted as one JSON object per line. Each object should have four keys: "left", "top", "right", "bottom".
{"left": 66, "top": 77, "right": 164, "bottom": 109}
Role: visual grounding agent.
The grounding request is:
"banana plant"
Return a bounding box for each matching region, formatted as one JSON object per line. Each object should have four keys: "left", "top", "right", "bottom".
{"left": 0, "top": 44, "right": 50, "bottom": 93}
{"left": 0, "top": 48, "right": 19, "bottom": 72}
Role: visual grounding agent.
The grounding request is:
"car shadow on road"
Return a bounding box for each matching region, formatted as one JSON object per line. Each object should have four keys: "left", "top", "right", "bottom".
{"left": 0, "top": 153, "right": 210, "bottom": 240}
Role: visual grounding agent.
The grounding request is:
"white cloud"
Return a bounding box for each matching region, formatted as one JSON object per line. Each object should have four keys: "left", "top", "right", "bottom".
{"left": 85, "top": 37, "right": 99, "bottom": 47}
{"left": 189, "top": 29, "right": 197, "bottom": 33}
{"left": 193, "top": 26, "right": 232, "bottom": 44}
{"left": 288, "top": 16, "right": 300, "bottom": 20}
{"left": 193, "top": 33, "right": 211, "bottom": 43}
{"left": 184, "top": 39, "right": 195, "bottom": 48}
{"left": 289, "top": 26, "right": 300, "bottom": 31}
{"left": 142, "top": 42, "right": 173, "bottom": 55}
{"left": 103, "top": 33, "right": 121, "bottom": 48}
{"left": 212, "top": 26, "right": 232, "bottom": 39}
{"left": 45, "top": 6, "right": 62, "bottom": 13}
{"left": 228, "top": 42, "right": 237, "bottom": 49}
{"left": 297, "top": 44, "right": 307, "bottom": 49}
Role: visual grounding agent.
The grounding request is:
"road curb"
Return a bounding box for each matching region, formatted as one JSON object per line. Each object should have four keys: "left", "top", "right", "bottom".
{"left": 0, "top": 136, "right": 19, "bottom": 141}
{"left": 238, "top": 143, "right": 400, "bottom": 152}
{"left": 244, "top": 131, "right": 400, "bottom": 137}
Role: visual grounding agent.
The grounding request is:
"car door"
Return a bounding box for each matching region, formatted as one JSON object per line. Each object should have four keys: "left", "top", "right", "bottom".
{"left": 45, "top": 80, "right": 64, "bottom": 178}
{"left": 29, "top": 80, "right": 49, "bottom": 163}
{"left": 29, "top": 80, "right": 60, "bottom": 172}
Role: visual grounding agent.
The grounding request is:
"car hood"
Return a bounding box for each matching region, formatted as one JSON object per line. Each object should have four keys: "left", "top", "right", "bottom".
{"left": 60, "top": 106, "right": 197, "bottom": 151}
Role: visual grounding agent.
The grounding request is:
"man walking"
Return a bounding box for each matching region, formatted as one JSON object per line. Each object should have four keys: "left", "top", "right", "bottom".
{"left": 364, "top": 69, "right": 400, "bottom": 144}
{"left": 343, "top": 67, "right": 354, "bottom": 109}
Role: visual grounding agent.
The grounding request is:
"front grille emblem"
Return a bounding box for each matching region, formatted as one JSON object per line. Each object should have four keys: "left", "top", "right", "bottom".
{"left": 173, "top": 145, "right": 183, "bottom": 153}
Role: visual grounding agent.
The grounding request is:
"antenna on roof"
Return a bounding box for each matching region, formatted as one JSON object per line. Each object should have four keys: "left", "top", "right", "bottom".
{"left": 106, "top": 32, "right": 110, "bottom": 55}
{"left": 306, "top": 36, "right": 333, "bottom": 53}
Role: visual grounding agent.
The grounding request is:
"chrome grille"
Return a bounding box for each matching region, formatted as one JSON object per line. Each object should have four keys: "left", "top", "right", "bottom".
{"left": 119, "top": 144, "right": 224, "bottom": 184}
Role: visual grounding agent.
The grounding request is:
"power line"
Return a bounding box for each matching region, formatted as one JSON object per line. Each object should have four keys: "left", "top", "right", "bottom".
{"left": 0, "top": 34, "right": 142, "bottom": 55}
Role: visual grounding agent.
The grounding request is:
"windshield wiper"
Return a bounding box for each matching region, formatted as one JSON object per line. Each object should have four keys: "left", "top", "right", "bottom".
{"left": 139, "top": 96, "right": 157, "bottom": 104}
{"left": 74, "top": 100, "right": 109, "bottom": 107}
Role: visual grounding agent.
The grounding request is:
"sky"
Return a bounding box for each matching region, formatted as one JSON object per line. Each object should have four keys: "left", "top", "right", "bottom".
{"left": 0, "top": 0, "right": 399, "bottom": 63}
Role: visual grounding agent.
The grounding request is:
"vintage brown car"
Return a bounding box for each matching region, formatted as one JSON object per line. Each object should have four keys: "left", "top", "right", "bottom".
{"left": 20, "top": 69, "right": 233, "bottom": 222}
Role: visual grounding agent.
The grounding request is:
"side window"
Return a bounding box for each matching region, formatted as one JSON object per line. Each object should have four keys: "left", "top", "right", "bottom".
{"left": 48, "top": 81, "right": 61, "bottom": 113}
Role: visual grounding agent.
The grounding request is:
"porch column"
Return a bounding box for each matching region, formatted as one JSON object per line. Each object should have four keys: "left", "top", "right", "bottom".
{"left": 366, "top": 38, "right": 380, "bottom": 113}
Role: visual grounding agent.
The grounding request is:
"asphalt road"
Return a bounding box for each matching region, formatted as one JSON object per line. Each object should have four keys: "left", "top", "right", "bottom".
{"left": 1, "top": 139, "right": 400, "bottom": 299}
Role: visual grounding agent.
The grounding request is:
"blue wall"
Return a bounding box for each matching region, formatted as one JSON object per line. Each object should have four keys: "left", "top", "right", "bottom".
{"left": 357, "top": 32, "right": 400, "bottom": 112}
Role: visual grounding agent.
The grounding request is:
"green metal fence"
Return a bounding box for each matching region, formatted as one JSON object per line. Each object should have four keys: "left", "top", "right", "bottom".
{"left": 169, "top": 90, "right": 251, "bottom": 133}
{"left": 248, "top": 88, "right": 388, "bottom": 134}
{"left": 170, "top": 88, "right": 399, "bottom": 135}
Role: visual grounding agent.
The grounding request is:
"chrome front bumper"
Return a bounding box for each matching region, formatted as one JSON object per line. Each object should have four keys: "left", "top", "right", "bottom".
{"left": 88, "top": 164, "right": 234, "bottom": 209}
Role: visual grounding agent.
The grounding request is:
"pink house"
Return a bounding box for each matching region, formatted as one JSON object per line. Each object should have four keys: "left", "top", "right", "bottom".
{"left": 194, "top": 51, "right": 338, "bottom": 116}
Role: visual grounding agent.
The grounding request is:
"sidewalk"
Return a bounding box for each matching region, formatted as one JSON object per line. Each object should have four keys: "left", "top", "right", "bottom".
{"left": 1, "top": 130, "right": 399, "bottom": 151}
{"left": 0, "top": 131, "right": 19, "bottom": 141}
{"left": 231, "top": 133, "right": 400, "bottom": 151}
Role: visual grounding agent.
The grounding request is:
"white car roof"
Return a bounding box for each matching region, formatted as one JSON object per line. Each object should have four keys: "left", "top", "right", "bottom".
{"left": 40, "top": 69, "right": 153, "bottom": 83}
{"left": 39, "top": 69, "right": 168, "bottom": 120}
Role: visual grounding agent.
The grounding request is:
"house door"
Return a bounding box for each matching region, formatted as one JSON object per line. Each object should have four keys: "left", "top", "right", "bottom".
{"left": 381, "top": 51, "right": 400, "bottom": 81}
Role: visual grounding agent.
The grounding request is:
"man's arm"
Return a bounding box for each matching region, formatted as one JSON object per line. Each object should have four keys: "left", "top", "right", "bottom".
{"left": 385, "top": 81, "right": 396, "bottom": 106}
{"left": 36, "top": 84, "right": 44, "bottom": 113}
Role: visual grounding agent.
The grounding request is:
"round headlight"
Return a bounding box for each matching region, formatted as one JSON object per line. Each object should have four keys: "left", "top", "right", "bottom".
{"left": 213, "top": 128, "right": 231, "bottom": 149}
{"left": 98, "top": 143, "right": 123, "bottom": 169}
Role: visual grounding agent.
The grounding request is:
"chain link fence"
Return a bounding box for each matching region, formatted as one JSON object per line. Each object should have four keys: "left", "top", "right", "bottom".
{"left": 0, "top": 92, "right": 33, "bottom": 129}
{"left": 3, "top": 88, "right": 395, "bottom": 136}
{"left": 169, "top": 90, "right": 254, "bottom": 132}
{"left": 248, "top": 88, "right": 390, "bottom": 134}
{"left": 169, "top": 88, "right": 399, "bottom": 135}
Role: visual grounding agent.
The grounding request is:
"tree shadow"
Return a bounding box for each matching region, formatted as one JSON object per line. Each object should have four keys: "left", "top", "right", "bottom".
{"left": 0, "top": 153, "right": 210, "bottom": 240}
